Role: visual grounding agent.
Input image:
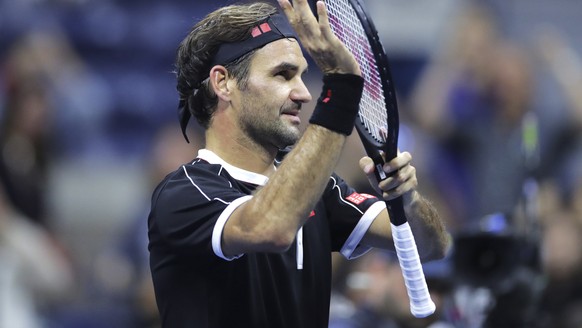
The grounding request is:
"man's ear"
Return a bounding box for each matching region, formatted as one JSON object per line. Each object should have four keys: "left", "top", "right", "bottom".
{"left": 209, "top": 65, "right": 232, "bottom": 102}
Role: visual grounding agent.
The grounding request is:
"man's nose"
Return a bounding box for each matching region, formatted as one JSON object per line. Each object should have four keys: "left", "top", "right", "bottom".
{"left": 291, "top": 79, "right": 312, "bottom": 103}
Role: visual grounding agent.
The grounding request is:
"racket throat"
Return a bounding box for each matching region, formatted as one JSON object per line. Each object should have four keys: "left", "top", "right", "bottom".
{"left": 376, "top": 164, "right": 386, "bottom": 180}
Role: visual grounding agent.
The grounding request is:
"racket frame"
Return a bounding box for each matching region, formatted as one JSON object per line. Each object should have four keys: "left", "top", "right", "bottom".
{"left": 312, "top": 0, "right": 437, "bottom": 318}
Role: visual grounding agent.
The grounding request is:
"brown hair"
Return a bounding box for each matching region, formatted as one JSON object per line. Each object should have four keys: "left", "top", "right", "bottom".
{"left": 175, "top": 2, "right": 278, "bottom": 129}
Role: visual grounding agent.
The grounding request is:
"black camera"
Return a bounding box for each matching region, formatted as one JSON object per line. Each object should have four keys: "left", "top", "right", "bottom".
{"left": 451, "top": 230, "right": 544, "bottom": 327}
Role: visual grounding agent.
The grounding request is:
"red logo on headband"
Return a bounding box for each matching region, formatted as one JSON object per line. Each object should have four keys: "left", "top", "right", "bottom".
{"left": 251, "top": 22, "right": 272, "bottom": 38}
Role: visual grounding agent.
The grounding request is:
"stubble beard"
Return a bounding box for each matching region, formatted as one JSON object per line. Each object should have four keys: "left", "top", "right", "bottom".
{"left": 239, "top": 102, "right": 301, "bottom": 151}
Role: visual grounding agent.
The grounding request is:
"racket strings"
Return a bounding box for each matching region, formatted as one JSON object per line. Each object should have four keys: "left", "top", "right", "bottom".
{"left": 325, "top": 0, "right": 388, "bottom": 143}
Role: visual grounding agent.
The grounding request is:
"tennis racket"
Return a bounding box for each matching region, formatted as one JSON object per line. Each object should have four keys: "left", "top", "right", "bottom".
{"left": 311, "top": 0, "right": 436, "bottom": 318}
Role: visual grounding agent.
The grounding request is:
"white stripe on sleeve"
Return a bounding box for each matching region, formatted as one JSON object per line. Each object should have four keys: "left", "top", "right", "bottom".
{"left": 212, "top": 195, "right": 253, "bottom": 261}
{"left": 340, "top": 201, "right": 386, "bottom": 259}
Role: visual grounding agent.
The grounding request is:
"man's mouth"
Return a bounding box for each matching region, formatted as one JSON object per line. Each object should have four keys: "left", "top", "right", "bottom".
{"left": 282, "top": 109, "right": 300, "bottom": 116}
{"left": 281, "top": 108, "right": 301, "bottom": 124}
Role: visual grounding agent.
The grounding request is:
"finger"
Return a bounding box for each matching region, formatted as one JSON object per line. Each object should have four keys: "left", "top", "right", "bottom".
{"left": 382, "top": 177, "right": 418, "bottom": 201}
{"left": 278, "top": 0, "right": 293, "bottom": 9}
{"left": 359, "top": 156, "right": 374, "bottom": 175}
{"left": 359, "top": 156, "right": 382, "bottom": 194}
{"left": 395, "top": 177, "right": 418, "bottom": 195}
{"left": 280, "top": 0, "right": 320, "bottom": 43}
{"left": 278, "top": 0, "right": 294, "bottom": 15}
{"left": 396, "top": 164, "right": 416, "bottom": 183}
{"left": 317, "top": 1, "right": 342, "bottom": 46}
{"left": 316, "top": 1, "right": 333, "bottom": 37}
{"left": 278, "top": 0, "right": 299, "bottom": 33}
{"left": 278, "top": 0, "right": 299, "bottom": 28}
{"left": 382, "top": 151, "right": 412, "bottom": 174}
{"left": 379, "top": 164, "right": 416, "bottom": 191}
{"left": 291, "top": 0, "right": 317, "bottom": 26}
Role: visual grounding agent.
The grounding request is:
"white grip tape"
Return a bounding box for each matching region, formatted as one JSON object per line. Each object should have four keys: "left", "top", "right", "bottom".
{"left": 391, "top": 222, "right": 436, "bottom": 318}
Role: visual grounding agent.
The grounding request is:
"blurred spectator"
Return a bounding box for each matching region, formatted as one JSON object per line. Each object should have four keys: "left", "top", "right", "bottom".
{"left": 407, "top": 3, "right": 502, "bottom": 231}
{"left": 409, "top": 3, "right": 500, "bottom": 137}
{"left": 534, "top": 27, "right": 582, "bottom": 328}
{"left": 404, "top": 4, "right": 582, "bottom": 326}
{"left": 329, "top": 250, "right": 454, "bottom": 328}
{"left": 408, "top": 3, "right": 566, "bottom": 233}
{"left": 0, "top": 183, "right": 74, "bottom": 327}
{"left": 537, "top": 183, "right": 582, "bottom": 328}
{"left": 0, "top": 36, "right": 54, "bottom": 226}
{"left": 0, "top": 26, "right": 118, "bottom": 162}
{"left": 0, "top": 27, "right": 76, "bottom": 328}
{"left": 63, "top": 123, "right": 201, "bottom": 328}
{"left": 535, "top": 26, "right": 582, "bottom": 205}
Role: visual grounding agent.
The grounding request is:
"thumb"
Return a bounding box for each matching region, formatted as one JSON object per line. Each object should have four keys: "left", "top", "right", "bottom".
{"left": 359, "top": 156, "right": 374, "bottom": 174}
{"left": 359, "top": 156, "right": 381, "bottom": 194}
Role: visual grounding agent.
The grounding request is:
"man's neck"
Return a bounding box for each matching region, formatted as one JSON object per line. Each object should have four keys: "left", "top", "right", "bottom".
{"left": 205, "top": 130, "right": 277, "bottom": 177}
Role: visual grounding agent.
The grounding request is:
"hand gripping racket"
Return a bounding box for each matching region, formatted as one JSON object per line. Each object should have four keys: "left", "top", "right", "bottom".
{"left": 313, "top": 0, "right": 436, "bottom": 317}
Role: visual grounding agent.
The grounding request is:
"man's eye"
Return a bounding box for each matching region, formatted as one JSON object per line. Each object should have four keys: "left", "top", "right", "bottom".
{"left": 275, "top": 71, "right": 291, "bottom": 79}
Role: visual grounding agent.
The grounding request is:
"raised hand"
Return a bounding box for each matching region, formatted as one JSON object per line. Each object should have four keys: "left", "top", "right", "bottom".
{"left": 278, "top": 0, "right": 361, "bottom": 76}
{"left": 359, "top": 151, "right": 418, "bottom": 202}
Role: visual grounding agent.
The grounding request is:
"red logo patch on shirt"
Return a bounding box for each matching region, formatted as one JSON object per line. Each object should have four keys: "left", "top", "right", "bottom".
{"left": 346, "top": 192, "right": 376, "bottom": 205}
{"left": 309, "top": 210, "right": 316, "bottom": 218}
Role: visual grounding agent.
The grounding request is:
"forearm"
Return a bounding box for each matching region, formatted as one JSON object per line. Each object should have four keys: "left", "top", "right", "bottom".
{"left": 404, "top": 190, "right": 450, "bottom": 262}
{"left": 362, "top": 192, "right": 450, "bottom": 262}
{"left": 223, "top": 126, "right": 345, "bottom": 255}
{"left": 247, "top": 125, "right": 346, "bottom": 245}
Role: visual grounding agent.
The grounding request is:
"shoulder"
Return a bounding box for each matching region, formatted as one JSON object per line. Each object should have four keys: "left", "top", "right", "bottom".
{"left": 171, "top": 159, "right": 233, "bottom": 184}
{"left": 151, "top": 160, "right": 233, "bottom": 204}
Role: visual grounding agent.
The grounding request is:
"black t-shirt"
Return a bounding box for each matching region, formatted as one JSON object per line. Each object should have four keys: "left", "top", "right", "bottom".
{"left": 148, "top": 149, "right": 385, "bottom": 328}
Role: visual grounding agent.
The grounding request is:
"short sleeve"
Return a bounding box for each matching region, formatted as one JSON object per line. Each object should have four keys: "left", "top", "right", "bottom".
{"left": 149, "top": 164, "right": 250, "bottom": 260}
{"left": 323, "top": 174, "right": 386, "bottom": 259}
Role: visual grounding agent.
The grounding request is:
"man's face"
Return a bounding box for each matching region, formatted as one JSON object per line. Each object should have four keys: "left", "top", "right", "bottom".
{"left": 231, "top": 38, "right": 312, "bottom": 150}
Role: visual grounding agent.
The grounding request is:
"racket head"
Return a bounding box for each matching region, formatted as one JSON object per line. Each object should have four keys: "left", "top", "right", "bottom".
{"left": 320, "top": 0, "right": 400, "bottom": 160}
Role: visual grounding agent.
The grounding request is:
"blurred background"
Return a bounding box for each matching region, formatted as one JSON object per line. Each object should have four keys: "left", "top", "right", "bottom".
{"left": 1, "top": 0, "right": 581, "bottom": 327}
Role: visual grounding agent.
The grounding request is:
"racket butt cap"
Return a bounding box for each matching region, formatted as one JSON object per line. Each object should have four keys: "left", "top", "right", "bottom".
{"left": 410, "top": 301, "right": 436, "bottom": 318}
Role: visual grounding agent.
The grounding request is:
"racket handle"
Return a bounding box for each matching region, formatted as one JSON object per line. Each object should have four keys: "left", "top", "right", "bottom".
{"left": 391, "top": 221, "right": 436, "bottom": 318}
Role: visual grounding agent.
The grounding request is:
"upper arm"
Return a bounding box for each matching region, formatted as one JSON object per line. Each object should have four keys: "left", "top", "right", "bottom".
{"left": 149, "top": 165, "right": 249, "bottom": 260}
{"left": 220, "top": 197, "right": 296, "bottom": 257}
{"left": 322, "top": 174, "right": 393, "bottom": 257}
{"left": 360, "top": 209, "right": 395, "bottom": 251}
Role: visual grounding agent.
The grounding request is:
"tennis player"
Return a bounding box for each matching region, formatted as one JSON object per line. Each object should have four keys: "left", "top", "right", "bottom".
{"left": 148, "top": 1, "right": 450, "bottom": 327}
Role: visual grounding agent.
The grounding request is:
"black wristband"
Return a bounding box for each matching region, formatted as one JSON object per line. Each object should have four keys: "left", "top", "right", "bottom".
{"left": 309, "top": 73, "right": 364, "bottom": 135}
